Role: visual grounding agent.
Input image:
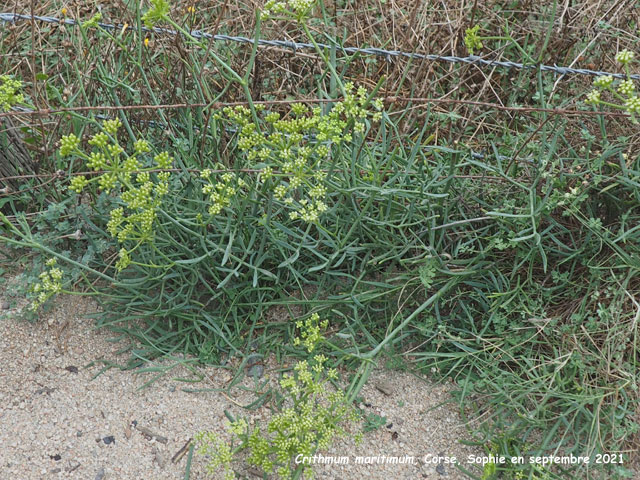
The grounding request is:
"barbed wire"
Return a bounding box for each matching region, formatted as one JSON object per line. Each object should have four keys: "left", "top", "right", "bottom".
{"left": 1, "top": 12, "right": 638, "bottom": 80}
{"left": 0, "top": 12, "right": 632, "bottom": 189}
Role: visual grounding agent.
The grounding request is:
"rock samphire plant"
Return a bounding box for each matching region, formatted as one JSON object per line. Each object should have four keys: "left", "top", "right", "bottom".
{"left": 195, "top": 313, "right": 361, "bottom": 480}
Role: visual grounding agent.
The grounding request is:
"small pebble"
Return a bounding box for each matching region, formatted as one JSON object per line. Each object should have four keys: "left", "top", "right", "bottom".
{"left": 436, "top": 463, "right": 447, "bottom": 475}
{"left": 2, "top": 301, "right": 10, "bottom": 310}
{"left": 95, "top": 467, "right": 105, "bottom": 480}
{"left": 102, "top": 436, "right": 115, "bottom": 445}
{"left": 375, "top": 379, "right": 393, "bottom": 396}
{"left": 246, "top": 353, "right": 263, "bottom": 367}
{"left": 153, "top": 446, "right": 167, "bottom": 469}
{"left": 248, "top": 364, "right": 264, "bottom": 379}
{"left": 247, "top": 354, "right": 264, "bottom": 378}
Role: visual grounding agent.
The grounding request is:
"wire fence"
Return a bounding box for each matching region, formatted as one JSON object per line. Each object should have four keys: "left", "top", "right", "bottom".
{"left": 0, "top": 12, "right": 631, "bottom": 126}
{"left": 1, "top": 12, "right": 639, "bottom": 80}
{"left": 0, "top": 11, "right": 633, "bottom": 190}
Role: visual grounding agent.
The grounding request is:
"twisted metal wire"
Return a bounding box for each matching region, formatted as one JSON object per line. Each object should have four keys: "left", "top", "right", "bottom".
{"left": 4, "top": 11, "right": 626, "bottom": 174}
{"left": 1, "top": 12, "right": 639, "bottom": 80}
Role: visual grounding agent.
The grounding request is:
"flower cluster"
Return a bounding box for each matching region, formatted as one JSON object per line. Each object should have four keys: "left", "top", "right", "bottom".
{"left": 81, "top": 12, "right": 102, "bottom": 30}
{"left": 200, "top": 168, "right": 247, "bottom": 216}
{"left": 261, "top": 0, "right": 316, "bottom": 21}
{"left": 58, "top": 119, "right": 173, "bottom": 271}
{"left": 29, "top": 258, "right": 63, "bottom": 311}
{"left": 293, "top": 312, "right": 328, "bottom": 352}
{"left": 0, "top": 75, "right": 24, "bottom": 112}
{"left": 618, "top": 79, "right": 635, "bottom": 96}
{"left": 615, "top": 49, "right": 634, "bottom": 65}
{"left": 194, "top": 431, "right": 235, "bottom": 480}
{"left": 217, "top": 84, "right": 384, "bottom": 225}
{"left": 141, "top": 0, "right": 170, "bottom": 28}
{"left": 585, "top": 89, "right": 601, "bottom": 105}
{"left": 585, "top": 48, "right": 640, "bottom": 120}
{"left": 111, "top": 169, "right": 171, "bottom": 242}
{"left": 593, "top": 75, "right": 613, "bottom": 89}
{"left": 263, "top": 359, "right": 354, "bottom": 479}
{"left": 625, "top": 96, "right": 640, "bottom": 114}
{"left": 69, "top": 175, "right": 89, "bottom": 193}
{"left": 464, "top": 25, "right": 483, "bottom": 55}
{"left": 196, "top": 315, "right": 360, "bottom": 479}
{"left": 60, "top": 133, "right": 81, "bottom": 157}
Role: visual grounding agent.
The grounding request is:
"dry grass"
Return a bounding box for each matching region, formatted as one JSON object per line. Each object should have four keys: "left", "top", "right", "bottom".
{"left": 2, "top": 0, "right": 639, "bottom": 149}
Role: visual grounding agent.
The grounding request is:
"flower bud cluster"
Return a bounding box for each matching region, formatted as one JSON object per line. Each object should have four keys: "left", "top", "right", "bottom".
{"left": 200, "top": 168, "right": 247, "bottom": 216}
{"left": 586, "top": 49, "right": 640, "bottom": 120}
{"left": 196, "top": 314, "right": 360, "bottom": 479}
{"left": 262, "top": 0, "right": 316, "bottom": 20}
{"left": 60, "top": 133, "right": 81, "bottom": 157}
{"left": 30, "top": 258, "right": 63, "bottom": 311}
{"left": 58, "top": 119, "right": 174, "bottom": 271}
{"left": 293, "top": 312, "right": 328, "bottom": 352}
{"left": 218, "top": 84, "right": 383, "bottom": 225}
{"left": 141, "top": 0, "right": 170, "bottom": 28}
{"left": 0, "top": 75, "right": 24, "bottom": 112}
{"left": 464, "top": 25, "right": 483, "bottom": 55}
{"left": 194, "top": 431, "right": 235, "bottom": 480}
{"left": 81, "top": 12, "right": 102, "bottom": 29}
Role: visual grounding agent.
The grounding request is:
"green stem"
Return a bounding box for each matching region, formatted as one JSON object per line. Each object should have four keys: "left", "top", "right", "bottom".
{"left": 360, "top": 278, "right": 458, "bottom": 360}
{"left": 301, "top": 23, "right": 345, "bottom": 97}
{"left": 165, "top": 18, "right": 245, "bottom": 85}
{"left": 0, "top": 222, "right": 116, "bottom": 284}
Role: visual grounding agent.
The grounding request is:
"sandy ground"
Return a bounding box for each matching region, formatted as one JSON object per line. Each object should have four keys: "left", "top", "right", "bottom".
{"left": 0, "top": 292, "right": 484, "bottom": 480}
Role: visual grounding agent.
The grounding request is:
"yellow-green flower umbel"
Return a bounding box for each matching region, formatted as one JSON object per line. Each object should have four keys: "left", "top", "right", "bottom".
{"left": 59, "top": 119, "right": 174, "bottom": 271}
{"left": 142, "top": 0, "right": 170, "bottom": 27}
{"left": 195, "top": 314, "right": 359, "bottom": 479}
{"left": 30, "top": 258, "right": 63, "bottom": 311}
{"left": 464, "top": 25, "right": 483, "bottom": 55}
{"left": 217, "top": 83, "right": 384, "bottom": 225}
{"left": 0, "top": 75, "right": 24, "bottom": 112}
